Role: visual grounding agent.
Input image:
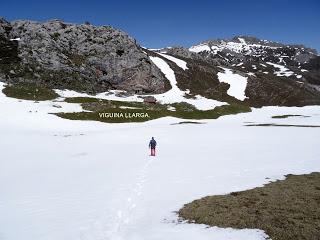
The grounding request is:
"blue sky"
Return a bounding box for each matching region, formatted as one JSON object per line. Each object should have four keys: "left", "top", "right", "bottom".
{"left": 1, "top": 0, "right": 320, "bottom": 51}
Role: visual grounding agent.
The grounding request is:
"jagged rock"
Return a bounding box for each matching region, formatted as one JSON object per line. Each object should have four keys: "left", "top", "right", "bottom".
{"left": 0, "top": 18, "right": 168, "bottom": 93}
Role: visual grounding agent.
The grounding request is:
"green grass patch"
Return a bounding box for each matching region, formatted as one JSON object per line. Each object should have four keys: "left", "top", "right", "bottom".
{"left": 55, "top": 97, "right": 251, "bottom": 123}
{"left": 272, "top": 114, "right": 309, "bottom": 119}
{"left": 2, "top": 83, "right": 59, "bottom": 101}
{"left": 65, "top": 97, "right": 148, "bottom": 109}
{"left": 179, "top": 172, "right": 320, "bottom": 240}
{"left": 64, "top": 97, "right": 101, "bottom": 103}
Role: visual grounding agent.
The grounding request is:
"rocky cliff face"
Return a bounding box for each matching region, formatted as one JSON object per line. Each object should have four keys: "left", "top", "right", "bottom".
{"left": 0, "top": 18, "right": 168, "bottom": 93}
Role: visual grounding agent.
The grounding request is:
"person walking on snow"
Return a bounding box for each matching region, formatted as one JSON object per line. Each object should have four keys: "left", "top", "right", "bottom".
{"left": 149, "top": 137, "right": 157, "bottom": 156}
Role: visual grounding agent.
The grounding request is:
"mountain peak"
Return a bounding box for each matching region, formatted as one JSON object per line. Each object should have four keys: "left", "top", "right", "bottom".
{"left": 189, "top": 35, "right": 317, "bottom": 58}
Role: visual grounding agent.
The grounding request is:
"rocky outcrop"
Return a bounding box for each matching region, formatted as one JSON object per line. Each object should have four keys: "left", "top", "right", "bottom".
{"left": 0, "top": 17, "right": 168, "bottom": 93}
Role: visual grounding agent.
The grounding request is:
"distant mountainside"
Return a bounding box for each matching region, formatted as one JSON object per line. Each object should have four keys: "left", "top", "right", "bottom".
{"left": 1, "top": 18, "right": 320, "bottom": 107}
{"left": 153, "top": 36, "right": 320, "bottom": 106}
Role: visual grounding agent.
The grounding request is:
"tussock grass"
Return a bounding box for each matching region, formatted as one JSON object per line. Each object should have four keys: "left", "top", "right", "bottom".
{"left": 179, "top": 172, "right": 320, "bottom": 240}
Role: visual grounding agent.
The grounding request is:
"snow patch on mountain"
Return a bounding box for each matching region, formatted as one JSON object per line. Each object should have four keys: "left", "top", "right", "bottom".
{"left": 158, "top": 53, "right": 188, "bottom": 70}
{"left": 266, "top": 62, "right": 294, "bottom": 77}
{"left": 9, "top": 37, "right": 21, "bottom": 41}
{"left": 217, "top": 68, "right": 248, "bottom": 101}
{"left": 189, "top": 44, "right": 211, "bottom": 53}
{"left": 149, "top": 56, "right": 226, "bottom": 110}
{"left": 189, "top": 39, "right": 280, "bottom": 56}
{"left": 238, "top": 37, "right": 246, "bottom": 44}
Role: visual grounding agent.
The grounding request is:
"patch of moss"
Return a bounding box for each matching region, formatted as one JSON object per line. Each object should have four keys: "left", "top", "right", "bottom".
{"left": 179, "top": 172, "right": 320, "bottom": 240}
{"left": 65, "top": 97, "right": 101, "bottom": 104}
{"left": 69, "top": 54, "right": 87, "bottom": 67}
{"left": 2, "top": 83, "right": 59, "bottom": 101}
{"left": 51, "top": 32, "right": 60, "bottom": 41}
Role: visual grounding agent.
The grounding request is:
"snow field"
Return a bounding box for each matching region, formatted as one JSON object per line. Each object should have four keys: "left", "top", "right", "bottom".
{"left": 1, "top": 80, "right": 320, "bottom": 240}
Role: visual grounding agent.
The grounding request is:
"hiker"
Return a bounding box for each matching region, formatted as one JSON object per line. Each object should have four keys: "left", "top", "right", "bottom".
{"left": 149, "top": 137, "right": 157, "bottom": 156}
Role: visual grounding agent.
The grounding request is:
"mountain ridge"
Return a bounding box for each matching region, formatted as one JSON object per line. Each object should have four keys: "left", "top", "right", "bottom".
{"left": 192, "top": 35, "right": 318, "bottom": 54}
{"left": 1, "top": 17, "right": 320, "bottom": 107}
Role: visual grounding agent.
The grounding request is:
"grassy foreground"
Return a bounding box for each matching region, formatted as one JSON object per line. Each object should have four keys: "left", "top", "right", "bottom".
{"left": 55, "top": 97, "right": 251, "bottom": 123}
{"left": 178, "top": 172, "right": 320, "bottom": 240}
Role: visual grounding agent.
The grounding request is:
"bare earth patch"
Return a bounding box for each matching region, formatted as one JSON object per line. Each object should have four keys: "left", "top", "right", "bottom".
{"left": 178, "top": 173, "right": 320, "bottom": 240}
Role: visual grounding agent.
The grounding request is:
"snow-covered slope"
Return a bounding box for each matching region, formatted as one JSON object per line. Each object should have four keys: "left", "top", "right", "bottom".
{"left": 1, "top": 81, "right": 320, "bottom": 240}
{"left": 157, "top": 53, "right": 188, "bottom": 70}
{"left": 149, "top": 56, "right": 226, "bottom": 110}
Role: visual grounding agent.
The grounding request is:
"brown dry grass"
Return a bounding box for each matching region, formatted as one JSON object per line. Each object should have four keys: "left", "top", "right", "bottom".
{"left": 179, "top": 173, "right": 320, "bottom": 240}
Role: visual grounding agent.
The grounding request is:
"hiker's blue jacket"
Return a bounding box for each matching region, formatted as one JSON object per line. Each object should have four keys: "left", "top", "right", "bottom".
{"left": 149, "top": 139, "right": 157, "bottom": 149}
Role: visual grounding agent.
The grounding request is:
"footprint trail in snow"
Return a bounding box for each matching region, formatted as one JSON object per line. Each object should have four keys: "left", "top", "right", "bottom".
{"left": 109, "top": 157, "right": 154, "bottom": 239}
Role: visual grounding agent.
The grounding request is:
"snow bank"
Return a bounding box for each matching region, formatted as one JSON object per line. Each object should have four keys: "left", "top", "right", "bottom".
{"left": 217, "top": 67, "right": 248, "bottom": 101}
